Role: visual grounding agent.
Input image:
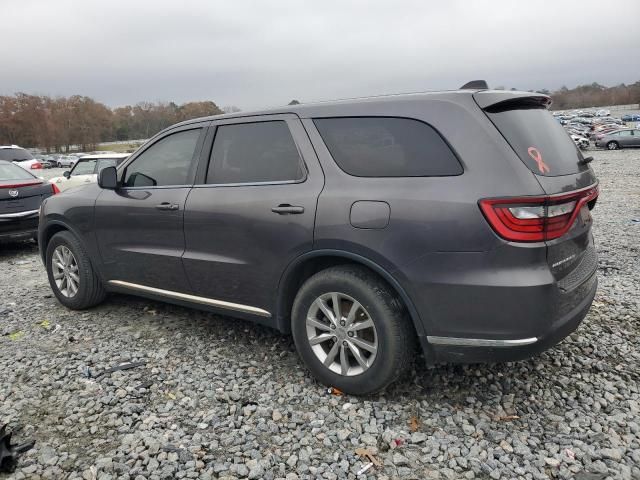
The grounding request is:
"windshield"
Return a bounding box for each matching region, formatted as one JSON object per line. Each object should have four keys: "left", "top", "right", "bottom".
{"left": 485, "top": 107, "right": 589, "bottom": 177}
{"left": 0, "top": 148, "right": 34, "bottom": 162}
{"left": 0, "top": 162, "right": 36, "bottom": 181}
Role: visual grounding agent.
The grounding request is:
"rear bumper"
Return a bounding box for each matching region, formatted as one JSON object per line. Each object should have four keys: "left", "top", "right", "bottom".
{"left": 0, "top": 215, "right": 39, "bottom": 242}
{"left": 396, "top": 241, "right": 598, "bottom": 364}
{"left": 423, "top": 273, "right": 596, "bottom": 363}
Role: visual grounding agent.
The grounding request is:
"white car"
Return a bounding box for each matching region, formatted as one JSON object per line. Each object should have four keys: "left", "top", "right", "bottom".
{"left": 49, "top": 154, "right": 129, "bottom": 191}
{"left": 55, "top": 155, "right": 80, "bottom": 168}
{"left": 571, "top": 134, "right": 589, "bottom": 150}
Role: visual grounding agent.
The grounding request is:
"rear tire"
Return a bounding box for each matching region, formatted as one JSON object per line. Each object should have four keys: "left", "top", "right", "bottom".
{"left": 607, "top": 141, "right": 619, "bottom": 150}
{"left": 46, "top": 231, "right": 106, "bottom": 309}
{"left": 291, "top": 265, "right": 414, "bottom": 395}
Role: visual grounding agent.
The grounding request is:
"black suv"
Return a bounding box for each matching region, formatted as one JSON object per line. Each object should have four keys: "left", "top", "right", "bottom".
{"left": 39, "top": 88, "right": 599, "bottom": 394}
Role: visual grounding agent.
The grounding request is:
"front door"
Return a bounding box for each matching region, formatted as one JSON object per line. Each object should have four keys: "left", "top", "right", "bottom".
{"left": 95, "top": 125, "right": 206, "bottom": 291}
{"left": 182, "top": 115, "right": 324, "bottom": 317}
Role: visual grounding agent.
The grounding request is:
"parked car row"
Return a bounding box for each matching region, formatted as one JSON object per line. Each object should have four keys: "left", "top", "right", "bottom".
{"left": 553, "top": 109, "right": 640, "bottom": 150}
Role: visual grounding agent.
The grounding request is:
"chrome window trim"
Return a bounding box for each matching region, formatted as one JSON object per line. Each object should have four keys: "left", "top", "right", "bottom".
{"left": 427, "top": 336, "right": 538, "bottom": 347}
{"left": 108, "top": 280, "right": 271, "bottom": 317}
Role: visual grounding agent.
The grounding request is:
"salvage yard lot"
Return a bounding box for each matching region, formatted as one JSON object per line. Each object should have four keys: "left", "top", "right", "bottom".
{"left": 1, "top": 149, "right": 639, "bottom": 480}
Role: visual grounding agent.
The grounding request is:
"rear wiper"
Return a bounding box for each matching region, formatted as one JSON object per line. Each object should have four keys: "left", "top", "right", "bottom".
{"left": 580, "top": 156, "right": 593, "bottom": 165}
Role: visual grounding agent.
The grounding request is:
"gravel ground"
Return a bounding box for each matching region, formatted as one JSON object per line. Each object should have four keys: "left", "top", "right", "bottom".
{"left": 1, "top": 150, "right": 639, "bottom": 480}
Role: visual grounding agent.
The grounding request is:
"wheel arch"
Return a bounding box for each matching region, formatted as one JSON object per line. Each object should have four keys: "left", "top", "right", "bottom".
{"left": 275, "top": 250, "right": 425, "bottom": 338}
{"left": 39, "top": 219, "right": 93, "bottom": 266}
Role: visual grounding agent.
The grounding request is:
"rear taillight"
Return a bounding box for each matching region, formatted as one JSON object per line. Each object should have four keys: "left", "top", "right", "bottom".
{"left": 51, "top": 183, "right": 61, "bottom": 194}
{"left": 479, "top": 185, "right": 599, "bottom": 242}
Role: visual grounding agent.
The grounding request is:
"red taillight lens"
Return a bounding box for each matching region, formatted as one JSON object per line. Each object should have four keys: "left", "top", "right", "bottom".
{"left": 51, "top": 183, "right": 61, "bottom": 194}
{"left": 479, "top": 185, "right": 599, "bottom": 242}
{"left": 30, "top": 162, "right": 43, "bottom": 169}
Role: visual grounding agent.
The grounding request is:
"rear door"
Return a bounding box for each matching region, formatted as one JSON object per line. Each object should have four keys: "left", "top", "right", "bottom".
{"left": 94, "top": 124, "right": 206, "bottom": 291}
{"left": 182, "top": 115, "right": 323, "bottom": 317}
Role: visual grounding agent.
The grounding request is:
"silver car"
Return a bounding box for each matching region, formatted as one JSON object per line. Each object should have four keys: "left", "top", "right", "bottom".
{"left": 595, "top": 129, "right": 640, "bottom": 150}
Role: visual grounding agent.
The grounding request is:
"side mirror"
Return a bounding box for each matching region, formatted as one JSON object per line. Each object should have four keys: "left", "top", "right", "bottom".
{"left": 63, "top": 171, "right": 71, "bottom": 179}
{"left": 98, "top": 166, "right": 118, "bottom": 189}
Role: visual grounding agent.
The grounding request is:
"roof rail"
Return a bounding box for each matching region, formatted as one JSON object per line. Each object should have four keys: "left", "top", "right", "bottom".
{"left": 460, "top": 80, "right": 489, "bottom": 90}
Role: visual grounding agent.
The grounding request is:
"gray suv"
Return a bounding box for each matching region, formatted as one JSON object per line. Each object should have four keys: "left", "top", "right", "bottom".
{"left": 39, "top": 87, "right": 599, "bottom": 395}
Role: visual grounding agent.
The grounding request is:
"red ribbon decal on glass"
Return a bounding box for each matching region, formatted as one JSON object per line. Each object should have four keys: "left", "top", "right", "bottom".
{"left": 527, "top": 147, "right": 550, "bottom": 174}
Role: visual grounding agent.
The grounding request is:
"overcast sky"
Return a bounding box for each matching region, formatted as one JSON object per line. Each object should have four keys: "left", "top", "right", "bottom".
{"left": 2, "top": 0, "right": 639, "bottom": 110}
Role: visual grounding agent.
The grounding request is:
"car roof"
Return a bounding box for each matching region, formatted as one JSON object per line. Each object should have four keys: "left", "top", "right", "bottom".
{"left": 76, "top": 153, "right": 129, "bottom": 160}
{"left": 170, "top": 89, "right": 549, "bottom": 127}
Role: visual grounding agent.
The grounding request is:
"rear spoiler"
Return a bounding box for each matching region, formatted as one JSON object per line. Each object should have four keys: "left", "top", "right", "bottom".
{"left": 474, "top": 91, "right": 552, "bottom": 111}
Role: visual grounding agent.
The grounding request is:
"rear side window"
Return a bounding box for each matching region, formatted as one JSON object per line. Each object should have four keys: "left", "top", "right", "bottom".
{"left": 97, "top": 158, "right": 121, "bottom": 172}
{"left": 313, "top": 117, "right": 462, "bottom": 177}
{"left": 485, "top": 107, "right": 588, "bottom": 177}
{"left": 207, "top": 121, "right": 304, "bottom": 184}
{"left": 0, "top": 148, "right": 33, "bottom": 162}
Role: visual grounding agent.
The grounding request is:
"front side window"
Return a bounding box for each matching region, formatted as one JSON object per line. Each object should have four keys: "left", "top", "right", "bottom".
{"left": 207, "top": 121, "right": 304, "bottom": 184}
{"left": 313, "top": 117, "right": 462, "bottom": 177}
{"left": 124, "top": 129, "right": 201, "bottom": 187}
{"left": 617, "top": 130, "right": 632, "bottom": 137}
{"left": 71, "top": 159, "right": 98, "bottom": 176}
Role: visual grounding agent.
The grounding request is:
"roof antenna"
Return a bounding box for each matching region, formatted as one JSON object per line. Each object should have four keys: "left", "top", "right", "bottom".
{"left": 460, "top": 80, "right": 489, "bottom": 90}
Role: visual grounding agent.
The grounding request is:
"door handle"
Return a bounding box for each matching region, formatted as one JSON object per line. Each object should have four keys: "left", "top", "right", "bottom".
{"left": 155, "top": 203, "right": 179, "bottom": 211}
{"left": 271, "top": 204, "right": 305, "bottom": 215}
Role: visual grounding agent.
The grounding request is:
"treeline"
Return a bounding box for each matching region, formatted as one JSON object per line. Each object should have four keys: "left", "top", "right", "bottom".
{"left": 549, "top": 82, "right": 640, "bottom": 110}
{"left": 495, "top": 81, "right": 640, "bottom": 110}
{"left": 0, "top": 94, "right": 224, "bottom": 152}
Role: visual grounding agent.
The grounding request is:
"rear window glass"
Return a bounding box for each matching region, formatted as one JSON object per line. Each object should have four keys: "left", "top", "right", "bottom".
{"left": 0, "top": 148, "right": 34, "bottom": 162}
{"left": 0, "top": 162, "right": 35, "bottom": 181}
{"left": 485, "top": 108, "right": 588, "bottom": 177}
{"left": 313, "top": 117, "right": 462, "bottom": 177}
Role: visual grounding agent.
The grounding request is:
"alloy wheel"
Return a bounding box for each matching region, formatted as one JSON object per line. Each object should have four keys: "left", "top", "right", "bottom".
{"left": 305, "top": 292, "right": 378, "bottom": 376}
{"left": 51, "top": 245, "right": 80, "bottom": 298}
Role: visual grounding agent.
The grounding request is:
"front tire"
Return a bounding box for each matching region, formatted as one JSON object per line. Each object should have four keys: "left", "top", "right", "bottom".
{"left": 57, "top": 162, "right": 62, "bottom": 168}
{"left": 46, "top": 231, "right": 106, "bottom": 309}
{"left": 291, "top": 265, "right": 414, "bottom": 395}
{"left": 607, "top": 141, "right": 619, "bottom": 150}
